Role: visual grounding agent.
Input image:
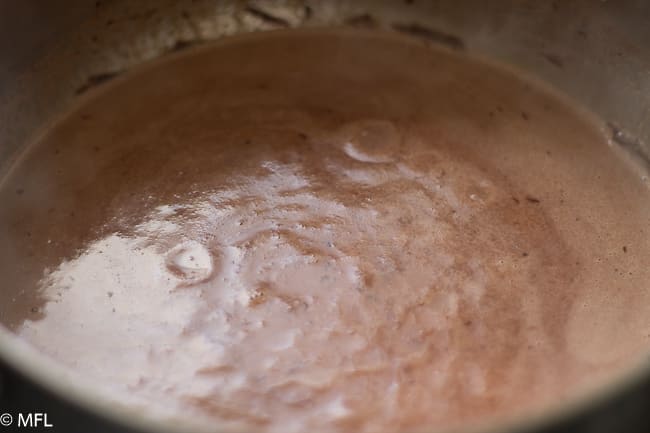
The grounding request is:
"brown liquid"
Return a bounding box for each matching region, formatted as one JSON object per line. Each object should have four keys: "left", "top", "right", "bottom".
{"left": 1, "top": 29, "right": 650, "bottom": 433}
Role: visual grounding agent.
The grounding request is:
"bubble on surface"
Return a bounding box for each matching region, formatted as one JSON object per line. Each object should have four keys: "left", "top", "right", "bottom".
{"left": 165, "top": 241, "right": 214, "bottom": 286}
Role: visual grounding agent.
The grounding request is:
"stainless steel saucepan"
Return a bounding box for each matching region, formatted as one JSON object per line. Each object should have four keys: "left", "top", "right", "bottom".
{"left": 0, "top": 1, "right": 649, "bottom": 432}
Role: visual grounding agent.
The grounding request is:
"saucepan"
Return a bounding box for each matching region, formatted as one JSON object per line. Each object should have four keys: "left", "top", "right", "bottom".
{"left": 0, "top": 1, "right": 649, "bottom": 432}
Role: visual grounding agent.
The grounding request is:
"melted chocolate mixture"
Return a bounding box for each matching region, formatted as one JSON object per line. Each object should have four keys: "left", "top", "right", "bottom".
{"left": 1, "top": 30, "right": 650, "bottom": 433}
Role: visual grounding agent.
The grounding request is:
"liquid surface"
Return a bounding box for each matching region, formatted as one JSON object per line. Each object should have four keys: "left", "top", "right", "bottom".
{"left": 1, "top": 30, "right": 650, "bottom": 433}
